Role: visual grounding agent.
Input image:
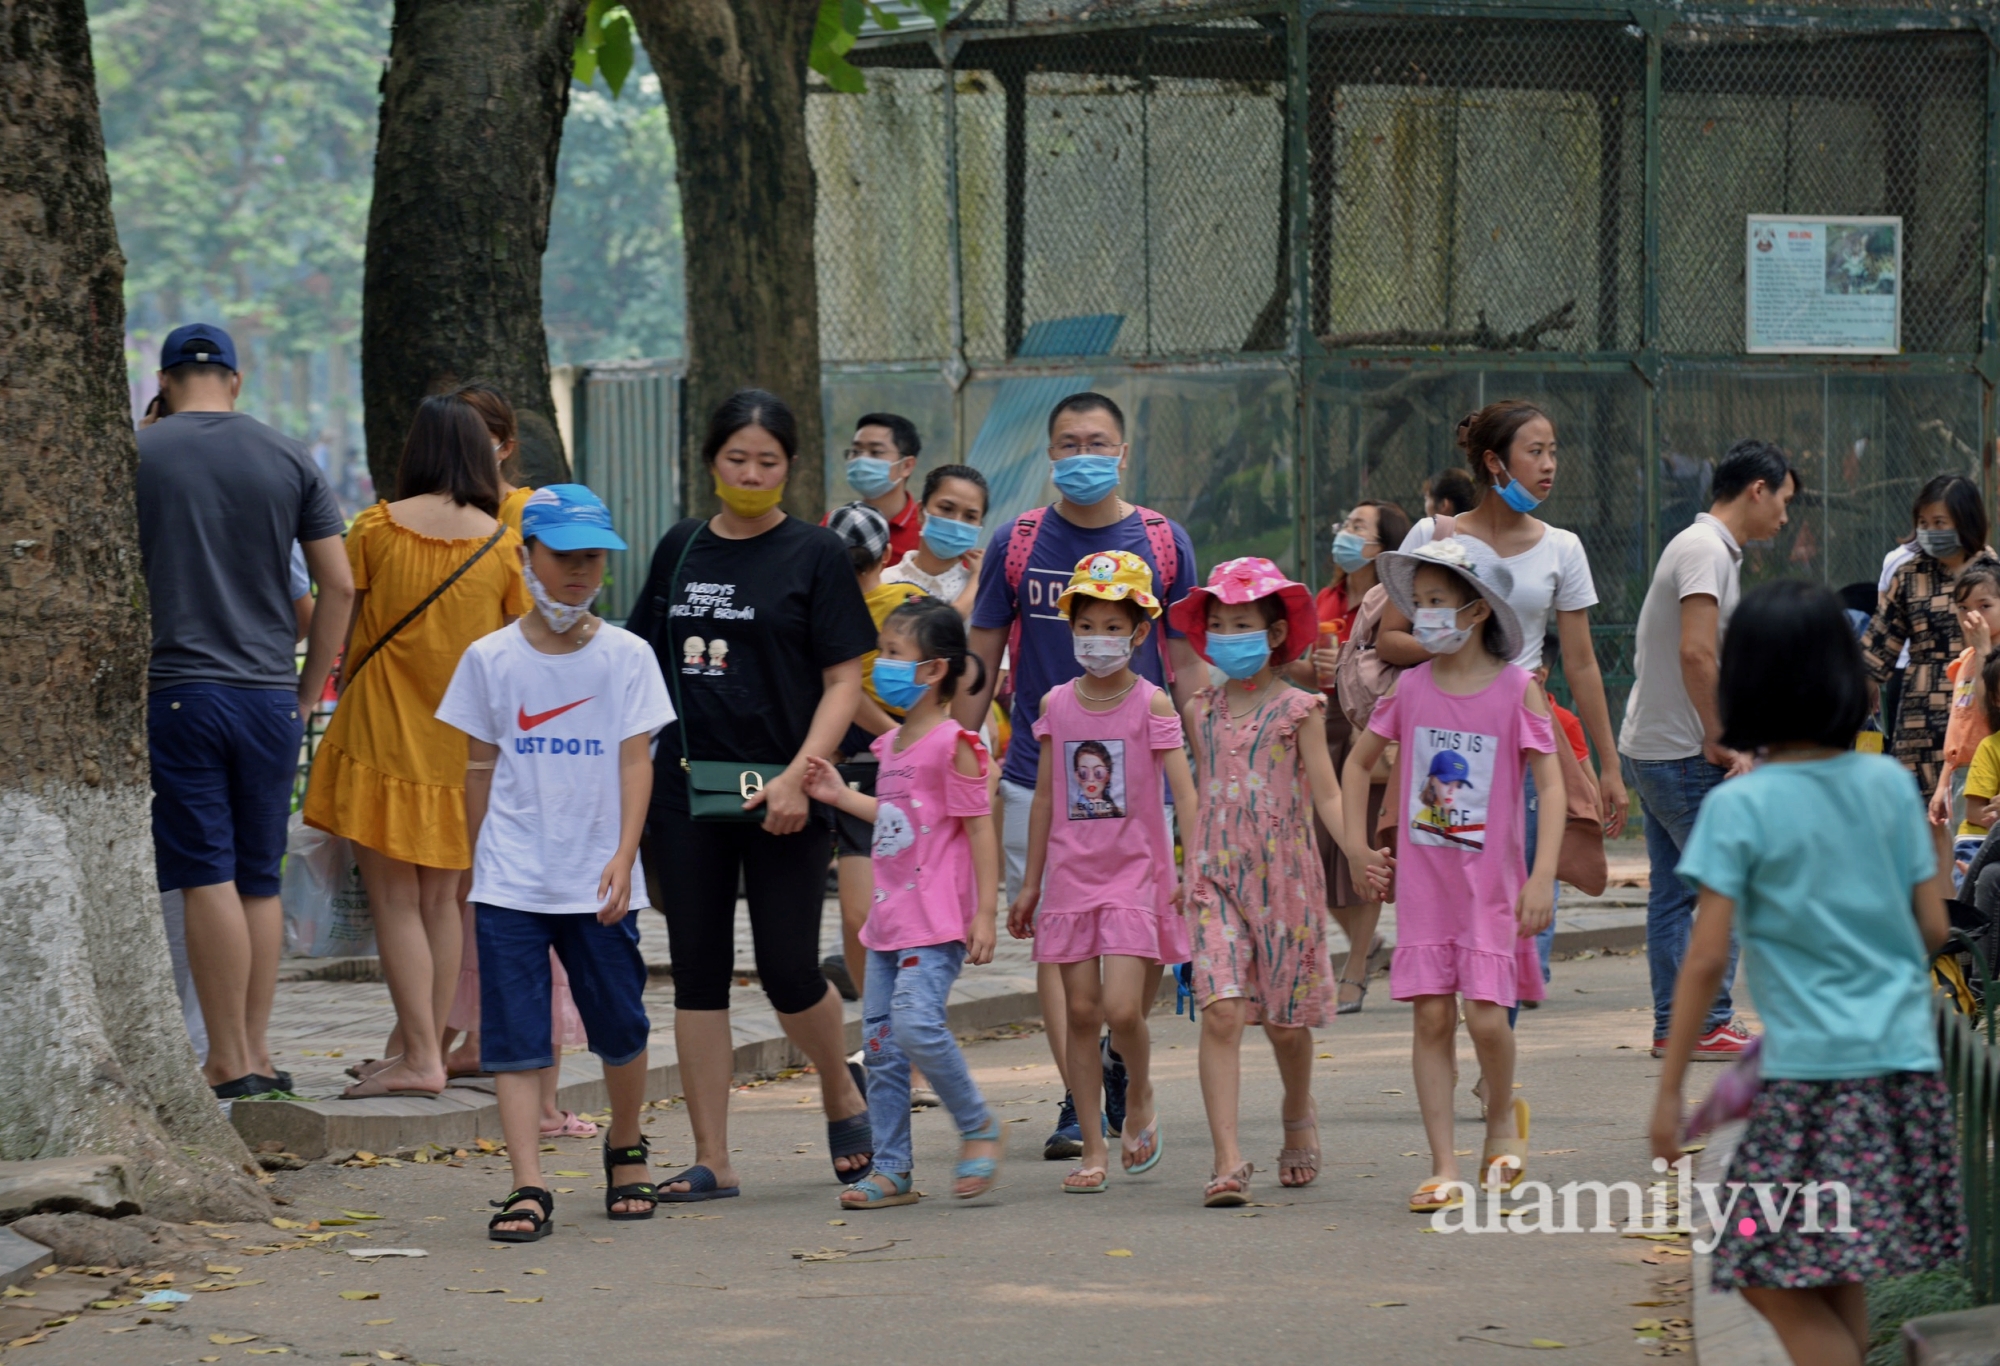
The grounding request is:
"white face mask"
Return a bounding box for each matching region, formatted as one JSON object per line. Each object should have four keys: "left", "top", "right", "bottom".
{"left": 525, "top": 558, "right": 599, "bottom": 634}
{"left": 1412, "top": 605, "right": 1475, "bottom": 655}
{"left": 1072, "top": 633, "right": 1135, "bottom": 678}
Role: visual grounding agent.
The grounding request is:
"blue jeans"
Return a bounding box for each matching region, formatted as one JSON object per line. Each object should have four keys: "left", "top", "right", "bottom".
{"left": 1629, "top": 756, "right": 1739, "bottom": 1038}
{"left": 862, "top": 943, "right": 991, "bottom": 1175}
{"left": 1508, "top": 768, "right": 1558, "bottom": 1027}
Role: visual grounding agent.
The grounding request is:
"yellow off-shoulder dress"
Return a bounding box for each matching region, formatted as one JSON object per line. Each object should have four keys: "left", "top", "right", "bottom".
{"left": 303, "top": 503, "right": 529, "bottom": 868}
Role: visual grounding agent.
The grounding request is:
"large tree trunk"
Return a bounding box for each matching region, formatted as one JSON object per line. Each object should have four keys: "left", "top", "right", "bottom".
{"left": 362, "top": 0, "right": 585, "bottom": 495}
{"left": 0, "top": 0, "right": 268, "bottom": 1221}
{"left": 627, "top": 0, "right": 825, "bottom": 519}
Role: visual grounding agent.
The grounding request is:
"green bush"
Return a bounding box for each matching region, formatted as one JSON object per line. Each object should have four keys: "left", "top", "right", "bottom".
{"left": 1865, "top": 1265, "right": 1975, "bottom": 1366}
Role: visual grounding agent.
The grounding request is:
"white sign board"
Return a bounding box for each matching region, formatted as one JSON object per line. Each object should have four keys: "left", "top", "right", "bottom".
{"left": 1745, "top": 215, "right": 1901, "bottom": 354}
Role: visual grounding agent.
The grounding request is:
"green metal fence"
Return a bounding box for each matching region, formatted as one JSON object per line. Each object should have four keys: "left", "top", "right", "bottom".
{"left": 568, "top": 360, "right": 684, "bottom": 621}
{"left": 786, "top": 0, "right": 2000, "bottom": 717}
{"left": 1939, "top": 995, "right": 2000, "bottom": 1304}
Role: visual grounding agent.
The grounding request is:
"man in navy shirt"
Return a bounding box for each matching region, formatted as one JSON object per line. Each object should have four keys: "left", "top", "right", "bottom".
{"left": 954, "top": 391, "right": 1199, "bottom": 1158}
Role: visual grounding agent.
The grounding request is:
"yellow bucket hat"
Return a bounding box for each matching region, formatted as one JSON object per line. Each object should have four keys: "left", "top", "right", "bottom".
{"left": 1054, "top": 550, "right": 1162, "bottom": 619}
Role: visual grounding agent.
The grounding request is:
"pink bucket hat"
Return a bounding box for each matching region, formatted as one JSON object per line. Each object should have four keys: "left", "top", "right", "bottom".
{"left": 1168, "top": 556, "right": 1317, "bottom": 665}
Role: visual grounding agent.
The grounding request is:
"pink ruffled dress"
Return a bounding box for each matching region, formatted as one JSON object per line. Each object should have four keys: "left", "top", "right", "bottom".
{"left": 1365, "top": 661, "right": 1555, "bottom": 1007}
{"left": 1029, "top": 679, "right": 1191, "bottom": 965}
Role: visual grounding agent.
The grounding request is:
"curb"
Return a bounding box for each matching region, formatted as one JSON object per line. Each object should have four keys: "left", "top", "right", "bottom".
{"left": 0, "top": 1228, "right": 53, "bottom": 1290}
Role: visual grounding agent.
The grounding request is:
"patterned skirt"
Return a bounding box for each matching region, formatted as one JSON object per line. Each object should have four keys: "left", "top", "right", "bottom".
{"left": 1710, "top": 1072, "right": 1963, "bottom": 1290}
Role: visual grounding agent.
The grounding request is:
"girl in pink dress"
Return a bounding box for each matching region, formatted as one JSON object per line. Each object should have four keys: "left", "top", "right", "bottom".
{"left": 1340, "top": 538, "right": 1564, "bottom": 1214}
{"left": 1009, "top": 551, "right": 1196, "bottom": 1195}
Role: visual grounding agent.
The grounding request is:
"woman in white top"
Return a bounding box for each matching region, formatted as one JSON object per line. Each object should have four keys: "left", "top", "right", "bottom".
{"left": 1379, "top": 400, "right": 1630, "bottom": 837}
{"left": 880, "top": 464, "right": 989, "bottom": 616}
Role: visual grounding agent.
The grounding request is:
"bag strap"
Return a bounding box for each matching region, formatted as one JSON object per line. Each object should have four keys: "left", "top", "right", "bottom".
{"left": 340, "top": 522, "right": 506, "bottom": 689}
{"left": 658, "top": 521, "right": 705, "bottom": 771}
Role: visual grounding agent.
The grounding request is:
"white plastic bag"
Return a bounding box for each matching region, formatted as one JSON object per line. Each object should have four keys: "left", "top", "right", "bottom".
{"left": 280, "top": 812, "right": 375, "bottom": 958}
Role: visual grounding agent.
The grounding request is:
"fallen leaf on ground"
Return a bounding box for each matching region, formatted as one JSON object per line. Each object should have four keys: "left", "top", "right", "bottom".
{"left": 104, "top": 1325, "right": 141, "bottom": 1333}
{"left": 1368, "top": 1301, "right": 1406, "bottom": 1308}
{"left": 206, "top": 1266, "right": 243, "bottom": 1275}
{"left": 346, "top": 1248, "right": 426, "bottom": 1259}
{"left": 364, "top": 1319, "right": 395, "bottom": 1325}
{"left": 827, "top": 1220, "right": 846, "bottom": 1227}
{"left": 270, "top": 1218, "right": 309, "bottom": 1230}
{"left": 1530, "top": 1341, "right": 1565, "bottom": 1349}
{"left": 209, "top": 1332, "right": 258, "bottom": 1345}
{"left": 339, "top": 1211, "right": 382, "bottom": 1220}
{"left": 550, "top": 1172, "right": 588, "bottom": 1178}
{"left": 1104, "top": 1249, "right": 1133, "bottom": 1257}
{"left": 523, "top": 1269, "right": 545, "bottom": 1276}
{"left": 339, "top": 1291, "right": 379, "bottom": 1300}
{"left": 444, "top": 1288, "right": 505, "bottom": 1294}
{"left": 376, "top": 1353, "right": 401, "bottom": 1361}
{"left": 504, "top": 1296, "right": 543, "bottom": 1304}
{"left": 246, "top": 1349, "right": 290, "bottom": 1355}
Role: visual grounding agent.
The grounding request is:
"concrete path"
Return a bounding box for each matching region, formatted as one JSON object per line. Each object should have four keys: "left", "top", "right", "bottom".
{"left": 30, "top": 949, "right": 1714, "bottom": 1366}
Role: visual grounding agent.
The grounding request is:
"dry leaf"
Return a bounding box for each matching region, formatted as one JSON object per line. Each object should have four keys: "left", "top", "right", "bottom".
{"left": 523, "top": 1269, "right": 545, "bottom": 1276}
{"left": 1530, "top": 1340, "right": 1565, "bottom": 1349}
{"left": 1368, "top": 1301, "right": 1406, "bottom": 1308}
{"left": 5, "top": 1334, "right": 47, "bottom": 1349}
{"left": 827, "top": 1220, "right": 846, "bottom": 1227}
{"left": 104, "top": 1325, "right": 141, "bottom": 1334}
{"left": 1380, "top": 1088, "right": 1404, "bottom": 1095}
{"left": 270, "top": 1218, "right": 309, "bottom": 1230}
{"left": 376, "top": 1354, "right": 402, "bottom": 1361}
{"left": 201, "top": 1358, "right": 220, "bottom": 1362}
{"left": 339, "top": 1211, "right": 382, "bottom": 1220}
{"left": 365, "top": 1318, "right": 395, "bottom": 1325}
{"left": 505, "top": 1296, "right": 543, "bottom": 1304}
{"left": 1538, "top": 1149, "right": 1578, "bottom": 1156}
{"left": 246, "top": 1349, "right": 290, "bottom": 1355}
{"left": 210, "top": 1332, "right": 259, "bottom": 1345}
{"left": 1104, "top": 1249, "right": 1133, "bottom": 1258}
{"left": 339, "top": 1291, "right": 380, "bottom": 1300}
{"left": 207, "top": 1265, "right": 243, "bottom": 1275}
{"left": 550, "top": 1171, "right": 588, "bottom": 1178}
{"left": 445, "top": 1288, "right": 506, "bottom": 1294}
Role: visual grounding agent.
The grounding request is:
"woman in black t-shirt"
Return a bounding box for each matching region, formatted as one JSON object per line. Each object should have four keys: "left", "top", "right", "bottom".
{"left": 628, "top": 390, "right": 878, "bottom": 1198}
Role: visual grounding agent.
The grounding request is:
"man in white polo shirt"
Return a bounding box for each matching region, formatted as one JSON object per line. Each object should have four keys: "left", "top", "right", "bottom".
{"left": 1620, "top": 439, "right": 1797, "bottom": 1061}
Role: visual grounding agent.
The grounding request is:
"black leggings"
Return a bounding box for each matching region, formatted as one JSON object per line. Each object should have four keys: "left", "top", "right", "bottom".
{"left": 648, "top": 806, "right": 833, "bottom": 1014}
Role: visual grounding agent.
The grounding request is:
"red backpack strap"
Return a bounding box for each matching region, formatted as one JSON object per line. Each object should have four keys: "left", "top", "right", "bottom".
{"left": 1002, "top": 507, "right": 1050, "bottom": 681}
{"left": 1132, "top": 506, "right": 1180, "bottom": 684}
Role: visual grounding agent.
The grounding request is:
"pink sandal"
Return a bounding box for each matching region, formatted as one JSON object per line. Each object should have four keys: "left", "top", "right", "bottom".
{"left": 540, "top": 1110, "right": 598, "bottom": 1139}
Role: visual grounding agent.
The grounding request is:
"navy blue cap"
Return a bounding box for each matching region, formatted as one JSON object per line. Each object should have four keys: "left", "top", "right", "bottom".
{"left": 159, "top": 323, "right": 238, "bottom": 372}
{"left": 520, "top": 484, "right": 627, "bottom": 552}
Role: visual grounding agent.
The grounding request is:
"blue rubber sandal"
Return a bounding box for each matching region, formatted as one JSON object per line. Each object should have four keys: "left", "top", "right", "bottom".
{"left": 658, "top": 1164, "right": 740, "bottom": 1203}
{"left": 1120, "top": 1118, "right": 1164, "bottom": 1176}
{"left": 954, "top": 1116, "right": 1006, "bottom": 1200}
{"left": 839, "top": 1169, "right": 917, "bottom": 1209}
{"left": 828, "top": 1111, "right": 874, "bottom": 1185}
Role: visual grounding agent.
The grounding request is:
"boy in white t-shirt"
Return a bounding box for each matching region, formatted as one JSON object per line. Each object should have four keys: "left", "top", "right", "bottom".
{"left": 436, "top": 485, "right": 673, "bottom": 1241}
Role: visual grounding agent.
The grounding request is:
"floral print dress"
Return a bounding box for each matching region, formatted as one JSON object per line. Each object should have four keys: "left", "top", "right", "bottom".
{"left": 1185, "top": 683, "right": 1336, "bottom": 1026}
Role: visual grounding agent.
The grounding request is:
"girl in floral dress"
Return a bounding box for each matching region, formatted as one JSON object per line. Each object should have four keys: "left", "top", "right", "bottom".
{"left": 1170, "top": 558, "right": 1357, "bottom": 1207}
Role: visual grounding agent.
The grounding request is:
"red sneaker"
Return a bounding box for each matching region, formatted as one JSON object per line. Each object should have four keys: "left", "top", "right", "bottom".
{"left": 1650, "top": 1037, "right": 1668, "bottom": 1059}
{"left": 1693, "top": 1019, "right": 1754, "bottom": 1061}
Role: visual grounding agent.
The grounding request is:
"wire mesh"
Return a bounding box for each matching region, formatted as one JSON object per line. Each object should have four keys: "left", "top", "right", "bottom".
{"left": 1307, "top": 17, "right": 1645, "bottom": 353}
{"left": 1660, "top": 28, "right": 1986, "bottom": 354}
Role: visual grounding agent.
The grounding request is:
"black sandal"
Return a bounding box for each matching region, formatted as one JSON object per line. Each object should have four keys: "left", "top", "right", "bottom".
{"left": 487, "top": 1186, "right": 554, "bottom": 1242}
{"left": 603, "top": 1137, "right": 658, "bottom": 1221}
{"left": 828, "top": 1111, "right": 874, "bottom": 1185}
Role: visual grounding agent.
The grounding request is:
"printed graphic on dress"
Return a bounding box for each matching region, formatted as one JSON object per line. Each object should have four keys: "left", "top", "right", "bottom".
{"left": 1407, "top": 725, "right": 1495, "bottom": 852}
{"left": 872, "top": 800, "right": 916, "bottom": 860}
{"left": 1064, "top": 738, "right": 1126, "bottom": 820}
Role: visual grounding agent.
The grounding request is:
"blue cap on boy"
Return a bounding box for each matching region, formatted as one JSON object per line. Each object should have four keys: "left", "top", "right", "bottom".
{"left": 520, "top": 484, "right": 627, "bottom": 552}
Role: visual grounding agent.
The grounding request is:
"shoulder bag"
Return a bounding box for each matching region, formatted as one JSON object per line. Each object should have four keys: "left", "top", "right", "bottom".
{"left": 338, "top": 522, "right": 506, "bottom": 691}
{"left": 658, "top": 522, "right": 791, "bottom": 822}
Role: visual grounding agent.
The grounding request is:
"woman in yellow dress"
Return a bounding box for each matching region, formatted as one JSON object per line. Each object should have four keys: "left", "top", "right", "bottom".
{"left": 304, "top": 393, "right": 529, "bottom": 1098}
{"left": 454, "top": 381, "right": 534, "bottom": 535}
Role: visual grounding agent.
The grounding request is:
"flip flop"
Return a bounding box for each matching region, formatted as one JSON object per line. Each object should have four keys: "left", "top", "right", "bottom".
{"left": 828, "top": 1111, "right": 874, "bottom": 1185}
{"left": 1062, "top": 1164, "right": 1109, "bottom": 1194}
{"left": 1409, "top": 1179, "right": 1465, "bottom": 1213}
{"left": 658, "top": 1164, "right": 740, "bottom": 1203}
{"left": 339, "top": 1073, "right": 444, "bottom": 1100}
{"left": 840, "top": 1169, "right": 918, "bottom": 1209}
{"left": 1203, "top": 1161, "right": 1252, "bottom": 1207}
{"left": 540, "top": 1110, "right": 599, "bottom": 1139}
{"left": 1481, "top": 1098, "right": 1530, "bottom": 1194}
{"left": 1120, "top": 1119, "right": 1163, "bottom": 1175}
{"left": 343, "top": 1057, "right": 393, "bottom": 1082}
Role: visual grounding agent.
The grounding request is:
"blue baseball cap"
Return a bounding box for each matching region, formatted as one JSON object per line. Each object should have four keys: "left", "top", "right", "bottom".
{"left": 520, "top": 484, "right": 627, "bottom": 552}
{"left": 1426, "top": 750, "right": 1473, "bottom": 786}
{"left": 159, "top": 323, "right": 238, "bottom": 372}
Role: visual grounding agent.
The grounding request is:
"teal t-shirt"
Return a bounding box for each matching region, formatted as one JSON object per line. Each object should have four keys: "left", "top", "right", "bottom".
{"left": 1676, "top": 751, "right": 1939, "bottom": 1080}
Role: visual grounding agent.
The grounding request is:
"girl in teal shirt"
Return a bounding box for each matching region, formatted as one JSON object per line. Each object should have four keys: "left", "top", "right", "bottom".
{"left": 1650, "top": 580, "right": 1957, "bottom": 1366}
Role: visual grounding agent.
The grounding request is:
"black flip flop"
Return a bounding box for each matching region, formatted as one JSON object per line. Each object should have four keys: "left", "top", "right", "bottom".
{"left": 487, "top": 1186, "right": 554, "bottom": 1242}
{"left": 658, "top": 1165, "right": 740, "bottom": 1203}
{"left": 828, "top": 1112, "right": 874, "bottom": 1185}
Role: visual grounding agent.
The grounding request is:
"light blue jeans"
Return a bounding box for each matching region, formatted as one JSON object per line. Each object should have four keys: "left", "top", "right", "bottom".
{"left": 1507, "top": 768, "right": 1558, "bottom": 1027}
{"left": 1629, "top": 756, "right": 1739, "bottom": 1039}
{"left": 862, "top": 943, "right": 991, "bottom": 1175}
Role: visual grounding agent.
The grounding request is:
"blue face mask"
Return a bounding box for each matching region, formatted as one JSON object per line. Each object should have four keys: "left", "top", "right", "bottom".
{"left": 846, "top": 456, "right": 897, "bottom": 498}
{"left": 920, "top": 513, "right": 981, "bottom": 560}
{"left": 871, "top": 657, "right": 931, "bottom": 711}
{"left": 1051, "top": 454, "right": 1121, "bottom": 506}
{"left": 1331, "top": 531, "right": 1372, "bottom": 573}
{"left": 1494, "top": 472, "right": 1543, "bottom": 514}
{"left": 1205, "top": 629, "right": 1271, "bottom": 681}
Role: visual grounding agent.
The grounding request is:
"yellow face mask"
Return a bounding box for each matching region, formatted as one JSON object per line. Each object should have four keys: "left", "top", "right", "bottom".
{"left": 713, "top": 473, "right": 785, "bottom": 519}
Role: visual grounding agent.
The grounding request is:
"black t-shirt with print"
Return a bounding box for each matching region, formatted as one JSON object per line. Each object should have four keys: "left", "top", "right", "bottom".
{"left": 627, "top": 516, "right": 877, "bottom": 811}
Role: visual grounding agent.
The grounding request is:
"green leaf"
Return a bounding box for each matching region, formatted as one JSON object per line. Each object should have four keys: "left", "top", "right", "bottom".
{"left": 840, "top": 0, "right": 865, "bottom": 36}
{"left": 862, "top": 2, "right": 902, "bottom": 31}
{"left": 598, "top": 9, "right": 634, "bottom": 97}
{"left": 911, "top": 0, "right": 953, "bottom": 26}
{"left": 809, "top": 0, "right": 865, "bottom": 93}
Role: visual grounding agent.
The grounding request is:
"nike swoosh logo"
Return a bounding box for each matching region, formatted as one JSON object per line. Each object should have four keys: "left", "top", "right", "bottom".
{"left": 517, "top": 697, "right": 594, "bottom": 731}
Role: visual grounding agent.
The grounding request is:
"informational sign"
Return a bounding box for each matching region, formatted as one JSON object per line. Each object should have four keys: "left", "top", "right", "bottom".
{"left": 1745, "top": 215, "right": 1901, "bottom": 354}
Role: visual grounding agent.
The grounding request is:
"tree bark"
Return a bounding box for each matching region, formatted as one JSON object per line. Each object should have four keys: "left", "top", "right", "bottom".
{"left": 362, "top": 0, "right": 585, "bottom": 495}
{"left": 627, "top": 0, "right": 825, "bottom": 519}
{"left": 0, "top": 0, "right": 269, "bottom": 1221}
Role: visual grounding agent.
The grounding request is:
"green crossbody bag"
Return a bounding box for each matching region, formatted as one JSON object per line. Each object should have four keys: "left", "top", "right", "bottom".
{"left": 662, "top": 524, "right": 788, "bottom": 822}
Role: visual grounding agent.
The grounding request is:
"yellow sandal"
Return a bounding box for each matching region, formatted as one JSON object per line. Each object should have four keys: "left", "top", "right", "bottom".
{"left": 1408, "top": 1179, "right": 1465, "bottom": 1213}
{"left": 1481, "top": 1098, "right": 1530, "bottom": 1193}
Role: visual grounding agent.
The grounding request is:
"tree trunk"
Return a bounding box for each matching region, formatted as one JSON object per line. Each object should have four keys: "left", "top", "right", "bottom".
{"left": 0, "top": 0, "right": 269, "bottom": 1221}
{"left": 627, "top": 0, "right": 825, "bottom": 520}
{"left": 362, "top": 0, "right": 585, "bottom": 495}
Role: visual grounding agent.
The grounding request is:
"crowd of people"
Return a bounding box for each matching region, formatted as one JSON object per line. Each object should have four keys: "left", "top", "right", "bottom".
{"left": 134, "top": 322, "right": 1966, "bottom": 1365}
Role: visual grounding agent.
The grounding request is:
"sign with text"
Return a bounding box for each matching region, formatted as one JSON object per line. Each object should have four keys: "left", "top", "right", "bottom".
{"left": 1745, "top": 215, "right": 1901, "bottom": 354}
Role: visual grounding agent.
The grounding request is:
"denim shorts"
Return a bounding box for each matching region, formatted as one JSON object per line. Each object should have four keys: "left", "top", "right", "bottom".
{"left": 149, "top": 683, "right": 303, "bottom": 897}
{"left": 475, "top": 904, "right": 650, "bottom": 1072}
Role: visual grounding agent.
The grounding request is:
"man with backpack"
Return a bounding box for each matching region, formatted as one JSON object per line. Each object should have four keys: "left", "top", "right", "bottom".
{"left": 954, "top": 391, "right": 1199, "bottom": 1159}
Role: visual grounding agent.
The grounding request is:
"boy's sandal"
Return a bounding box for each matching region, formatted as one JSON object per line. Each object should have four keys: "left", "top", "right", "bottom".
{"left": 954, "top": 1117, "right": 1006, "bottom": 1200}
{"left": 840, "top": 1169, "right": 918, "bottom": 1208}
{"left": 1062, "top": 1164, "right": 1109, "bottom": 1194}
{"left": 1203, "top": 1162, "right": 1253, "bottom": 1207}
{"left": 1409, "top": 1180, "right": 1465, "bottom": 1213}
{"left": 487, "top": 1186, "right": 554, "bottom": 1242}
{"left": 541, "top": 1110, "right": 598, "bottom": 1139}
{"left": 1277, "top": 1108, "right": 1320, "bottom": 1188}
{"left": 602, "top": 1137, "right": 658, "bottom": 1220}
{"left": 1481, "top": 1098, "right": 1530, "bottom": 1194}
{"left": 828, "top": 1111, "right": 875, "bottom": 1185}
{"left": 658, "top": 1164, "right": 740, "bottom": 1203}
{"left": 1120, "top": 1118, "right": 1164, "bottom": 1175}
{"left": 1335, "top": 976, "right": 1369, "bottom": 1016}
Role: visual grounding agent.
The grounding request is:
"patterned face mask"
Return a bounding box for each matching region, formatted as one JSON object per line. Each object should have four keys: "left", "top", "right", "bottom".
{"left": 523, "top": 550, "right": 599, "bottom": 633}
